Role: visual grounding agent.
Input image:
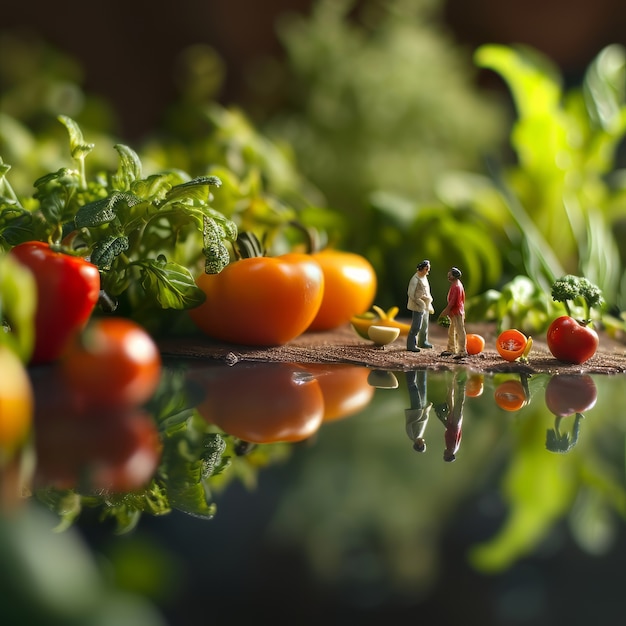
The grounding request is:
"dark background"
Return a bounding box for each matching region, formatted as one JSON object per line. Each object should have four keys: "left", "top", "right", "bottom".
{"left": 3, "top": 0, "right": 626, "bottom": 140}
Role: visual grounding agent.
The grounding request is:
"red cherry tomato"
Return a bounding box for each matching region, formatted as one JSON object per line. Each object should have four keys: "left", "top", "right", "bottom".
{"left": 301, "top": 363, "right": 375, "bottom": 421}
{"left": 496, "top": 328, "right": 529, "bottom": 361}
{"left": 544, "top": 374, "right": 597, "bottom": 417}
{"left": 307, "top": 250, "right": 377, "bottom": 332}
{"left": 193, "top": 363, "right": 325, "bottom": 443}
{"left": 190, "top": 254, "right": 324, "bottom": 345}
{"left": 61, "top": 317, "right": 162, "bottom": 408}
{"left": 9, "top": 241, "right": 100, "bottom": 364}
{"left": 466, "top": 333, "right": 485, "bottom": 355}
{"left": 546, "top": 315, "right": 599, "bottom": 364}
{"left": 494, "top": 379, "right": 527, "bottom": 412}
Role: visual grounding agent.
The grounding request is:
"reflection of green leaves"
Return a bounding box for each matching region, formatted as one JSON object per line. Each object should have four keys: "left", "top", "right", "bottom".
{"left": 468, "top": 413, "right": 576, "bottom": 572}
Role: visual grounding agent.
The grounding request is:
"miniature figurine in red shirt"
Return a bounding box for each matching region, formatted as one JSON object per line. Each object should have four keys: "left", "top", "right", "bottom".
{"left": 438, "top": 267, "right": 467, "bottom": 358}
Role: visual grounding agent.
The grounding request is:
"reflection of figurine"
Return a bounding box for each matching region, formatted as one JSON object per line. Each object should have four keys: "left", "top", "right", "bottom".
{"left": 406, "top": 260, "right": 434, "bottom": 352}
{"left": 404, "top": 369, "right": 432, "bottom": 452}
{"left": 434, "top": 371, "right": 466, "bottom": 462}
{"left": 439, "top": 267, "right": 467, "bottom": 358}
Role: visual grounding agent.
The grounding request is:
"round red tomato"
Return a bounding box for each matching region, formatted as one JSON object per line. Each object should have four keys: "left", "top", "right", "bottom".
{"left": 190, "top": 254, "right": 324, "bottom": 345}
{"left": 193, "top": 362, "right": 325, "bottom": 443}
{"left": 301, "top": 363, "right": 375, "bottom": 421}
{"left": 307, "top": 250, "right": 377, "bottom": 332}
{"left": 0, "top": 345, "right": 33, "bottom": 459}
{"left": 546, "top": 315, "right": 598, "bottom": 364}
{"left": 61, "top": 317, "right": 162, "bottom": 408}
{"left": 544, "top": 374, "right": 597, "bottom": 417}
{"left": 9, "top": 241, "right": 100, "bottom": 364}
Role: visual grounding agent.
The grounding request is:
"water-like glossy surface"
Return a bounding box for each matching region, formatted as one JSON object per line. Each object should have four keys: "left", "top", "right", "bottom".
{"left": 7, "top": 361, "right": 626, "bottom": 624}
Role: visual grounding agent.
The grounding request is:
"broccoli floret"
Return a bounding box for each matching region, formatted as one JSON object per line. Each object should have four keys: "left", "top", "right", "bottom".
{"left": 551, "top": 275, "right": 604, "bottom": 321}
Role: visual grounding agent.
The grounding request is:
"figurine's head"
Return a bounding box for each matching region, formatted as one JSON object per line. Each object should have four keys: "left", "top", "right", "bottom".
{"left": 450, "top": 267, "right": 462, "bottom": 279}
{"left": 416, "top": 260, "right": 430, "bottom": 276}
{"left": 413, "top": 438, "right": 426, "bottom": 452}
{"left": 443, "top": 450, "right": 456, "bottom": 462}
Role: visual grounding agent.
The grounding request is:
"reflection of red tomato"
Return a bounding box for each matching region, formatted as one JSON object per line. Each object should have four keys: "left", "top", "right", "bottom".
{"left": 494, "top": 379, "right": 527, "bottom": 412}
{"left": 34, "top": 407, "right": 161, "bottom": 493}
{"left": 301, "top": 364, "right": 374, "bottom": 421}
{"left": 545, "top": 374, "right": 597, "bottom": 417}
{"left": 307, "top": 250, "right": 377, "bottom": 332}
{"left": 194, "top": 363, "right": 325, "bottom": 443}
{"left": 546, "top": 316, "right": 599, "bottom": 364}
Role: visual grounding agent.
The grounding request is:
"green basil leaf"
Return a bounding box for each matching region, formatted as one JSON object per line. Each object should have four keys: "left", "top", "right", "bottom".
{"left": 91, "top": 235, "right": 129, "bottom": 269}
{"left": 74, "top": 192, "right": 141, "bottom": 228}
{"left": 136, "top": 257, "right": 206, "bottom": 309}
{"left": 111, "top": 144, "right": 143, "bottom": 191}
{"left": 57, "top": 115, "right": 95, "bottom": 160}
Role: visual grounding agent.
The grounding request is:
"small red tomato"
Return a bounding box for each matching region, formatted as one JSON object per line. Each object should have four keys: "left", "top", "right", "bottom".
{"left": 193, "top": 363, "right": 325, "bottom": 443}
{"left": 544, "top": 374, "right": 597, "bottom": 417}
{"left": 496, "top": 328, "right": 529, "bottom": 361}
{"left": 190, "top": 254, "right": 324, "bottom": 346}
{"left": 9, "top": 241, "right": 100, "bottom": 364}
{"left": 307, "top": 250, "right": 377, "bottom": 332}
{"left": 466, "top": 333, "right": 485, "bottom": 355}
{"left": 494, "top": 379, "right": 527, "bottom": 412}
{"left": 546, "top": 315, "right": 599, "bottom": 364}
{"left": 61, "top": 317, "right": 162, "bottom": 408}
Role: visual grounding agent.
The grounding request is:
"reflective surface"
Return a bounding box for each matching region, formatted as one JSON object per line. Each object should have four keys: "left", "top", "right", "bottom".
{"left": 5, "top": 360, "right": 626, "bottom": 625}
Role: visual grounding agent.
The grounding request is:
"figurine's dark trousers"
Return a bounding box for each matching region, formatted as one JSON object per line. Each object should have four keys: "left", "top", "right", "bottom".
{"left": 407, "top": 310, "right": 430, "bottom": 350}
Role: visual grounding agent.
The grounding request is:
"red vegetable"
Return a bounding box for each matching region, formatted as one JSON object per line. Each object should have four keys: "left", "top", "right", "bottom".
{"left": 544, "top": 374, "right": 597, "bottom": 417}
{"left": 546, "top": 315, "right": 598, "bottom": 364}
{"left": 61, "top": 317, "right": 162, "bottom": 409}
{"left": 9, "top": 241, "right": 100, "bottom": 365}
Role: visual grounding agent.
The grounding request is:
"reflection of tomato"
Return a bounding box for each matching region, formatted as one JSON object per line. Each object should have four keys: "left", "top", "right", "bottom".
{"left": 301, "top": 364, "right": 374, "bottom": 421}
{"left": 0, "top": 346, "right": 33, "bottom": 458}
{"left": 61, "top": 318, "right": 162, "bottom": 408}
{"left": 496, "top": 329, "right": 529, "bottom": 361}
{"left": 545, "top": 374, "right": 597, "bottom": 417}
{"left": 194, "top": 363, "right": 325, "bottom": 443}
{"left": 466, "top": 334, "right": 485, "bottom": 355}
{"left": 33, "top": 367, "right": 161, "bottom": 493}
{"left": 9, "top": 241, "right": 100, "bottom": 364}
{"left": 465, "top": 373, "right": 484, "bottom": 397}
{"left": 307, "top": 250, "right": 377, "bottom": 332}
{"left": 494, "top": 379, "right": 527, "bottom": 412}
{"left": 546, "top": 316, "right": 599, "bottom": 364}
{"left": 190, "top": 254, "right": 324, "bottom": 346}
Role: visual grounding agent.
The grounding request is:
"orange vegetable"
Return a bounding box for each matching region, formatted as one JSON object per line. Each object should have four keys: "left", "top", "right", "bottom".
{"left": 466, "top": 333, "right": 485, "bottom": 355}
{"left": 494, "top": 379, "right": 528, "bottom": 412}
{"left": 496, "top": 328, "right": 531, "bottom": 361}
{"left": 190, "top": 254, "right": 325, "bottom": 346}
{"left": 307, "top": 250, "right": 377, "bottom": 332}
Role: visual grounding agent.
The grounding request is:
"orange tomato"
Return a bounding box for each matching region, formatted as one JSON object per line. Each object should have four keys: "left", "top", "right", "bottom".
{"left": 190, "top": 254, "right": 325, "bottom": 345}
{"left": 61, "top": 317, "right": 162, "bottom": 408}
{"left": 307, "top": 250, "right": 377, "bottom": 332}
{"left": 302, "top": 363, "right": 375, "bottom": 421}
{"left": 494, "top": 379, "right": 527, "bottom": 412}
{"left": 465, "top": 373, "right": 484, "bottom": 397}
{"left": 0, "top": 346, "right": 33, "bottom": 460}
{"left": 194, "top": 363, "right": 325, "bottom": 443}
{"left": 466, "top": 333, "right": 485, "bottom": 355}
{"left": 496, "top": 328, "right": 529, "bottom": 361}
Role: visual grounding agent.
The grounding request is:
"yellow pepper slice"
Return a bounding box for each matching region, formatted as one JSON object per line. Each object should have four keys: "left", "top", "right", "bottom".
{"left": 350, "top": 305, "right": 411, "bottom": 339}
